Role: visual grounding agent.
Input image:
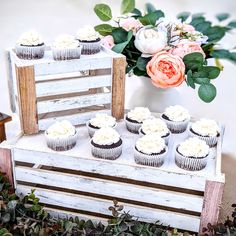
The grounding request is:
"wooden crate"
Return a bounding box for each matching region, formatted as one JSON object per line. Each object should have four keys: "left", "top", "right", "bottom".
{"left": 0, "top": 118, "right": 225, "bottom": 233}
{"left": 7, "top": 47, "right": 126, "bottom": 134}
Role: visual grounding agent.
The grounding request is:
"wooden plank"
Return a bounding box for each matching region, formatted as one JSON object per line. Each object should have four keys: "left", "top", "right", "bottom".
{"left": 112, "top": 57, "right": 126, "bottom": 120}
{"left": 13, "top": 148, "right": 206, "bottom": 191}
{"left": 36, "top": 75, "right": 112, "bottom": 98}
{"left": 38, "top": 109, "right": 111, "bottom": 130}
{"left": 34, "top": 57, "right": 112, "bottom": 76}
{"left": 16, "top": 185, "right": 200, "bottom": 232}
{"left": 15, "top": 166, "right": 203, "bottom": 212}
{"left": 15, "top": 65, "right": 38, "bottom": 134}
{"left": 0, "top": 125, "right": 6, "bottom": 143}
{"left": 0, "top": 148, "right": 14, "bottom": 188}
{"left": 199, "top": 180, "right": 224, "bottom": 234}
{"left": 37, "top": 92, "right": 112, "bottom": 114}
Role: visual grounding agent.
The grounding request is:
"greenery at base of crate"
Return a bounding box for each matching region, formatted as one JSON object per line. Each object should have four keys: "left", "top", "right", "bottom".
{"left": 0, "top": 172, "right": 235, "bottom": 236}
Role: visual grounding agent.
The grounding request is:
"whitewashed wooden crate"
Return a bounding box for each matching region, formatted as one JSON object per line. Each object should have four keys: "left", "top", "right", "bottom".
{"left": 0, "top": 118, "right": 225, "bottom": 233}
{"left": 7, "top": 47, "right": 126, "bottom": 135}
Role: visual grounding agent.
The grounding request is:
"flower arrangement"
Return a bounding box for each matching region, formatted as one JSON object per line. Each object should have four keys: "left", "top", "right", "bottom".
{"left": 94, "top": 0, "right": 236, "bottom": 102}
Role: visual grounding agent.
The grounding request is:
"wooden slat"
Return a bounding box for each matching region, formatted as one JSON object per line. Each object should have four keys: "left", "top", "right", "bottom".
{"left": 15, "top": 166, "right": 203, "bottom": 212}
{"left": 199, "top": 180, "right": 224, "bottom": 234}
{"left": 38, "top": 109, "right": 111, "bottom": 130}
{"left": 112, "top": 57, "right": 126, "bottom": 120}
{"left": 15, "top": 65, "right": 38, "bottom": 134}
{"left": 16, "top": 185, "right": 200, "bottom": 232}
{"left": 13, "top": 148, "right": 206, "bottom": 191}
{"left": 37, "top": 93, "right": 112, "bottom": 114}
{"left": 36, "top": 75, "right": 112, "bottom": 98}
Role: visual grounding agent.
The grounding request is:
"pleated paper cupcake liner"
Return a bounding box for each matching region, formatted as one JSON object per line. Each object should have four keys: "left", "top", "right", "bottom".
{"left": 91, "top": 142, "right": 122, "bottom": 160}
{"left": 45, "top": 130, "right": 78, "bottom": 151}
{"left": 15, "top": 44, "right": 45, "bottom": 59}
{"left": 188, "top": 127, "right": 219, "bottom": 147}
{"left": 125, "top": 115, "right": 142, "bottom": 134}
{"left": 78, "top": 40, "right": 101, "bottom": 55}
{"left": 52, "top": 46, "right": 82, "bottom": 60}
{"left": 161, "top": 116, "right": 190, "bottom": 134}
{"left": 175, "top": 149, "right": 208, "bottom": 171}
{"left": 86, "top": 121, "right": 118, "bottom": 138}
{"left": 134, "top": 148, "right": 168, "bottom": 167}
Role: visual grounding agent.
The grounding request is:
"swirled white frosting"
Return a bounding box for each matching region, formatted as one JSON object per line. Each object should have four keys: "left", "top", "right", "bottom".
{"left": 178, "top": 137, "right": 209, "bottom": 158}
{"left": 136, "top": 134, "right": 166, "bottom": 155}
{"left": 127, "top": 107, "right": 151, "bottom": 123}
{"left": 90, "top": 114, "right": 116, "bottom": 128}
{"left": 191, "top": 119, "right": 220, "bottom": 137}
{"left": 17, "top": 30, "right": 44, "bottom": 46}
{"left": 76, "top": 25, "right": 100, "bottom": 41}
{"left": 46, "top": 120, "right": 75, "bottom": 138}
{"left": 164, "top": 105, "right": 190, "bottom": 122}
{"left": 92, "top": 127, "right": 120, "bottom": 145}
{"left": 53, "top": 34, "right": 79, "bottom": 49}
{"left": 141, "top": 118, "right": 169, "bottom": 136}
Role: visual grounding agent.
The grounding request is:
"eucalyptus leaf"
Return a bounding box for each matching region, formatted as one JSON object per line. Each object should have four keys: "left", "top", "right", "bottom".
{"left": 145, "top": 3, "right": 156, "bottom": 13}
{"left": 228, "top": 20, "right": 236, "bottom": 28}
{"left": 136, "top": 57, "right": 151, "bottom": 71}
{"left": 186, "top": 70, "right": 195, "bottom": 89}
{"left": 198, "top": 83, "right": 217, "bottom": 102}
{"left": 112, "top": 31, "right": 133, "bottom": 53}
{"left": 94, "top": 24, "right": 113, "bottom": 36}
{"left": 139, "top": 10, "right": 164, "bottom": 26}
{"left": 94, "top": 4, "right": 112, "bottom": 22}
{"left": 177, "top": 12, "right": 190, "bottom": 22}
{"left": 132, "top": 8, "right": 142, "bottom": 17}
{"left": 194, "top": 77, "right": 210, "bottom": 84}
{"left": 112, "top": 28, "right": 128, "bottom": 44}
{"left": 206, "top": 26, "right": 226, "bottom": 43}
{"left": 202, "top": 66, "right": 220, "bottom": 79}
{"left": 121, "top": 0, "right": 135, "bottom": 14}
{"left": 216, "top": 13, "right": 230, "bottom": 21}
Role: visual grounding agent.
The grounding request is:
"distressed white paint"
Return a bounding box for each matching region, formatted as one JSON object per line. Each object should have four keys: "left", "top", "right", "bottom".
{"left": 15, "top": 166, "right": 203, "bottom": 212}
{"left": 37, "top": 92, "right": 112, "bottom": 114}
{"left": 16, "top": 185, "right": 200, "bottom": 232}
{"left": 36, "top": 75, "right": 112, "bottom": 98}
{"left": 38, "top": 109, "right": 111, "bottom": 131}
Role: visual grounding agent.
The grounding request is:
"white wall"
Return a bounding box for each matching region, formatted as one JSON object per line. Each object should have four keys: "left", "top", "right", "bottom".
{"left": 0, "top": 0, "right": 236, "bottom": 220}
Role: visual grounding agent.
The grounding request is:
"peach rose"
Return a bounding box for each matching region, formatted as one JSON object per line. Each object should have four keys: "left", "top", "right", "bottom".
{"left": 101, "top": 35, "right": 114, "bottom": 49}
{"left": 120, "top": 17, "right": 142, "bottom": 33}
{"left": 170, "top": 41, "right": 205, "bottom": 58}
{"left": 146, "top": 51, "right": 186, "bottom": 88}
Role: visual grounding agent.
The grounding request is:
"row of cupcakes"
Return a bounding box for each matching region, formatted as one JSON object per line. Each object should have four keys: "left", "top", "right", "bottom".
{"left": 15, "top": 26, "right": 101, "bottom": 60}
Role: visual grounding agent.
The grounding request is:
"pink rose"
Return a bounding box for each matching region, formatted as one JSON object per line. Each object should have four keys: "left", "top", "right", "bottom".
{"left": 120, "top": 17, "right": 142, "bottom": 33}
{"left": 170, "top": 41, "right": 205, "bottom": 58}
{"left": 146, "top": 51, "right": 186, "bottom": 88}
{"left": 178, "top": 23, "right": 195, "bottom": 33}
{"left": 101, "top": 35, "right": 114, "bottom": 49}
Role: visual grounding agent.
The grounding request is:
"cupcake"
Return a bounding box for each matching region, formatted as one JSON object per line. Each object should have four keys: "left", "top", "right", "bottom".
{"left": 86, "top": 114, "right": 117, "bottom": 137}
{"left": 134, "top": 134, "right": 168, "bottom": 167}
{"left": 125, "top": 107, "right": 152, "bottom": 134}
{"left": 52, "top": 34, "right": 82, "bottom": 60}
{"left": 188, "top": 119, "right": 220, "bottom": 147}
{"left": 15, "top": 30, "right": 45, "bottom": 59}
{"left": 76, "top": 25, "right": 101, "bottom": 55}
{"left": 175, "top": 137, "right": 210, "bottom": 171}
{"left": 139, "top": 118, "right": 170, "bottom": 145}
{"left": 45, "top": 120, "right": 78, "bottom": 151}
{"left": 91, "top": 127, "right": 122, "bottom": 160}
{"left": 161, "top": 105, "right": 190, "bottom": 133}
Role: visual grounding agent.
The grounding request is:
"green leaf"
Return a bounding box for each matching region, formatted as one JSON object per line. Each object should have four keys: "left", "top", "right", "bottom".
{"left": 145, "top": 3, "right": 156, "bottom": 13}
{"left": 136, "top": 57, "right": 151, "bottom": 71}
{"left": 190, "top": 16, "right": 206, "bottom": 28}
{"left": 112, "top": 28, "right": 128, "bottom": 44}
{"left": 210, "top": 49, "right": 231, "bottom": 59}
{"left": 112, "top": 31, "right": 133, "bottom": 53}
{"left": 192, "top": 70, "right": 208, "bottom": 78}
{"left": 121, "top": 0, "right": 135, "bottom": 14}
{"left": 94, "top": 24, "right": 113, "bottom": 36}
{"left": 194, "top": 77, "right": 210, "bottom": 84}
{"left": 132, "top": 8, "right": 142, "bottom": 17}
{"left": 133, "top": 67, "right": 148, "bottom": 76}
{"left": 205, "top": 26, "right": 226, "bottom": 43}
{"left": 183, "top": 52, "right": 204, "bottom": 71}
{"left": 228, "top": 20, "right": 236, "bottom": 28}
{"left": 186, "top": 70, "right": 195, "bottom": 89}
{"left": 198, "top": 83, "right": 217, "bottom": 103}
{"left": 177, "top": 12, "right": 190, "bottom": 22}
{"left": 216, "top": 13, "right": 230, "bottom": 21}
{"left": 202, "top": 66, "right": 220, "bottom": 79}
{"left": 139, "top": 10, "right": 164, "bottom": 26}
{"left": 94, "top": 4, "right": 112, "bottom": 22}
{"left": 194, "top": 21, "right": 211, "bottom": 34}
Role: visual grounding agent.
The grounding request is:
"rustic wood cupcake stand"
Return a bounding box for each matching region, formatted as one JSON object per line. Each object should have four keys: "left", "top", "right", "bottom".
{"left": 0, "top": 47, "right": 225, "bottom": 233}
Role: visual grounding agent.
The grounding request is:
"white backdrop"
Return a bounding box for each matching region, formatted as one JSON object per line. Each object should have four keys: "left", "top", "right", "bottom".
{"left": 0, "top": 0, "right": 236, "bottom": 220}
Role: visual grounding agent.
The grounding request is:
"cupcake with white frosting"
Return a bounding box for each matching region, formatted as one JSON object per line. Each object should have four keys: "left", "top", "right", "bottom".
{"left": 91, "top": 127, "right": 122, "bottom": 160}
{"left": 15, "top": 30, "right": 45, "bottom": 59}
{"left": 86, "top": 113, "right": 117, "bottom": 137}
{"left": 125, "top": 107, "right": 152, "bottom": 134}
{"left": 188, "top": 119, "right": 220, "bottom": 147}
{"left": 52, "top": 34, "right": 82, "bottom": 60}
{"left": 139, "top": 118, "right": 170, "bottom": 144}
{"left": 175, "top": 137, "right": 210, "bottom": 171}
{"left": 161, "top": 105, "right": 190, "bottom": 133}
{"left": 76, "top": 25, "right": 101, "bottom": 55}
{"left": 45, "top": 120, "right": 78, "bottom": 151}
{"left": 134, "top": 134, "right": 168, "bottom": 167}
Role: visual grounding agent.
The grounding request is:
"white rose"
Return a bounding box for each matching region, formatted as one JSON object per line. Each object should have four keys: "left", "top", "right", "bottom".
{"left": 134, "top": 26, "right": 168, "bottom": 56}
